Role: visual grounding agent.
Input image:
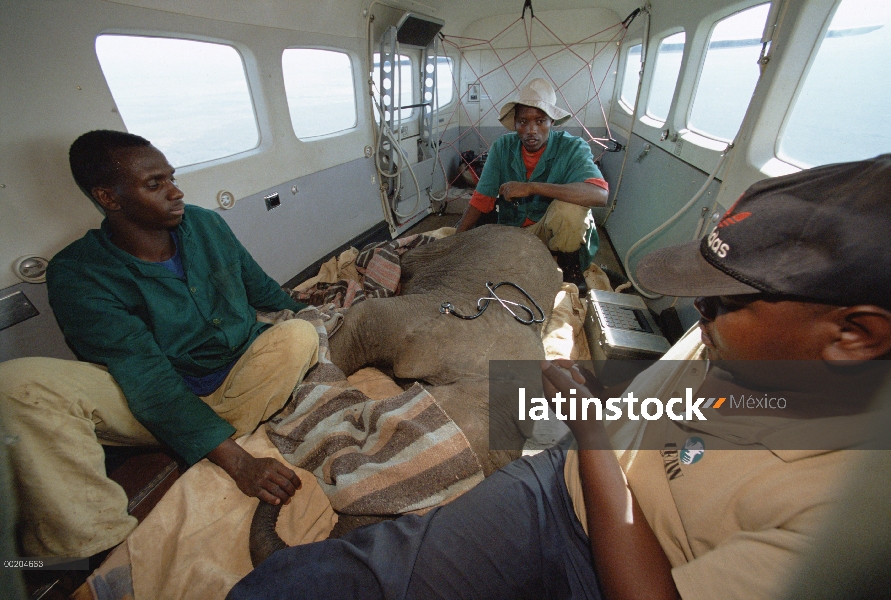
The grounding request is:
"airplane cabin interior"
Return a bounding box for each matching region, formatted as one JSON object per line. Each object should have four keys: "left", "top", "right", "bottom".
{"left": 1, "top": 0, "right": 889, "bottom": 598}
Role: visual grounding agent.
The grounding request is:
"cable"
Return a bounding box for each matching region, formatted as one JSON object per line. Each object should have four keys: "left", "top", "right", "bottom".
{"left": 365, "top": 2, "right": 397, "bottom": 231}
{"left": 602, "top": 3, "right": 650, "bottom": 226}
{"left": 621, "top": 144, "right": 732, "bottom": 299}
{"left": 365, "top": 7, "right": 422, "bottom": 224}
{"left": 426, "top": 40, "right": 451, "bottom": 205}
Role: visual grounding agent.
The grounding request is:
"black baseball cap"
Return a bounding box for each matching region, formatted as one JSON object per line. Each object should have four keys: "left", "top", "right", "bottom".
{"left": 636, "top": 154, "right": 891, "bottom": 307}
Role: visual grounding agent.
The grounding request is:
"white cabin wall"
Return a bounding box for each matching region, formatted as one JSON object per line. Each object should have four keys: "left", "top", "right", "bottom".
{"left": 0, "top": 0, "right": 445, "bottom": 360}
{"left": 453, "top": 8, "right": 622, "bottom": 153}
{"left": 608, "top": 0, "right": 841, "bottom": 206}
{"left": 713, "top": 0, "right": 837, "bottom": 205}
{"left": 0, "top": 0, "right": 385, "bottom": 292}
{"left": 601, "top": 0, "right": 747, "bottom": 327}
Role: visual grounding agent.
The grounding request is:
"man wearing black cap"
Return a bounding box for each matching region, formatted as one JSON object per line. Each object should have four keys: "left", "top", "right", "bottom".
{"left": 230, "top": 155, "right": 891, "bottom": 600}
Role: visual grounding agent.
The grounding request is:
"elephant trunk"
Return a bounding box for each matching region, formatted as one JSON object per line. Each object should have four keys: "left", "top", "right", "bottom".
{"left": 249, "top": 501, "right": 288, "bottom": 567}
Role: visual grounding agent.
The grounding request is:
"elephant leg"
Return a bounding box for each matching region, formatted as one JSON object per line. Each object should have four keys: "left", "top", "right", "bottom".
{"left": 428, "top": 380, "right": 525, "bottom": 477}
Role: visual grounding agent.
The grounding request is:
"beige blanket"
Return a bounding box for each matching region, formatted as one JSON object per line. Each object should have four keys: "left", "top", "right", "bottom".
{"left": 84, "top": 428, "right": 335, "bottom": 600}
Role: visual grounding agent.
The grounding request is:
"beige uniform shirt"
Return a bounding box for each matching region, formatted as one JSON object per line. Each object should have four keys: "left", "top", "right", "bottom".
{"left": 564, "top": 329, "right": 881, "bottom": 600}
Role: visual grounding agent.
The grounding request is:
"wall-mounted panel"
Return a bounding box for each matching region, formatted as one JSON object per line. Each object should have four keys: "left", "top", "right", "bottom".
{"left": 219, "top": 156, "right": 383, "bottom": 285}
{"left": 0, "top": 283, "right": 75, "bottom": 363}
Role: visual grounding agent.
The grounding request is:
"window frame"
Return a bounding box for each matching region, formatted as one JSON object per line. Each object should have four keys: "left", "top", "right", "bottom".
{"left": 281, "top": 46, "right": 360, "bottom": 141}
{"left": 617, "top": 40, "right": 644, "bottom": 115}
{"left": 94, "top": 32, "right": 262, "bottom": 169}
{"left": 433, "top": 55, "right": 456, "bottom": 111}
{"left": 773, "top": 0, "right": 888, "bottom": 169}
{"left": 685, "top": 2, "right": 772, "bottom": 144}
{"left": 644, "top": 30, "right": 687, "bottom": 125}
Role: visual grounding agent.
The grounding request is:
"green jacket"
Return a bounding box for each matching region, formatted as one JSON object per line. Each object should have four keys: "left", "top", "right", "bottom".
{"left": 47, "top": 205, "right": 306, "bottom": 464}
{"left": 475, "top": 130, "right": 603, "bottom": 267}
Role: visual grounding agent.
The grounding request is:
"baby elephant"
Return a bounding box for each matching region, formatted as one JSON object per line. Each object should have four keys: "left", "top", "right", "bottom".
{"left": 250, "top": 225, "right": 563, "bottom": 565}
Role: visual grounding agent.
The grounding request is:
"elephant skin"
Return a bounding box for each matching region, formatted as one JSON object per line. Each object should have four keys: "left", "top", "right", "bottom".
{"left": 248, "top": 225, "right": 564, "bottom": 567}
{"left": 328, "top": 224, "right": 563, "bottom": 475}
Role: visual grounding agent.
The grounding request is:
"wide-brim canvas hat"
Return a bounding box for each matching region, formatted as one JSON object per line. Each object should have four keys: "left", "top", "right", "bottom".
{"left": 498, "top": 78, "right": 572, "bottom": 129}
{"left": 636, "top": 154, "right": 891, "bottom": 308}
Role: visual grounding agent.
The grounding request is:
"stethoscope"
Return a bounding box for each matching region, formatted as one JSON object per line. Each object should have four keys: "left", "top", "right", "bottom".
{"left": 440, "top": 281, "right": 545, "bottom": 325}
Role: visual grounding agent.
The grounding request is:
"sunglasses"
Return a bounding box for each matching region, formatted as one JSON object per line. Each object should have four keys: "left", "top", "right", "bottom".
{"left": 693, "top": 293, "right": 814, "bottom": 321}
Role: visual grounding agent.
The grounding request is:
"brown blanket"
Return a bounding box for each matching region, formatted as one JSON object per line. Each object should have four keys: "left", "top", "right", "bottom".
{"left": 291, "top": 233, "right": 437, "bottom": 308}
{"left": 265, "top": 307, "right": 484, "bottom": 515}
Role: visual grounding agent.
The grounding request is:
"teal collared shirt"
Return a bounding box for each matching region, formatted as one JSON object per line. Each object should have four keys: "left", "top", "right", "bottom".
{"left": 475, "top": 130, "right": 603, "bottom": 267}
{"left": 47, "top": 205, "right": 306, "bottom": 464}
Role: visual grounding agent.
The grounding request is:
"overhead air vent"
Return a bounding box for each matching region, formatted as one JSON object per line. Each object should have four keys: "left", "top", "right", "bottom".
{"left": 396, "top": 12, "right": 444, "bottom": 48}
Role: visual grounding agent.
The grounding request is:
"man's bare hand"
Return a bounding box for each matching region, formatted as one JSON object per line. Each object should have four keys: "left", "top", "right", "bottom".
{"left": 540, "top": 359, "right": 609, "bottom": 448}
{"left": 207, "top": 438, "right": 301, "bottom": 506}
{"left": 499, "top": 181, "right": 533, "bottom": 201}
{"left": 541, "top": 358, "right": 607, "bottom": 399}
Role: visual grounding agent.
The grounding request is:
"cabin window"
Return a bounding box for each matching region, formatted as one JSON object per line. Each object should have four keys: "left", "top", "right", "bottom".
{"left": 372, "top": 53, "right": 415, "bottom": 121}
{"left": 282, "top": 49, "right": 358, "bottom": 139}
{"left": 688, "top": 3, "right": 771, "bottom": 143}
{"left": 95, "top": 35, "right": 258, "bottom": 167}
{"left": 777, "top": 0, "right": 891, "bottom": 167}
{"left": 618, "top": 44, "right": 643, "bottom": 112}
{"left": 434, "top": 57, "right": 455, "bottom": 110}
{"left": 645, "top": 32, "right": 685, "bottom": 123}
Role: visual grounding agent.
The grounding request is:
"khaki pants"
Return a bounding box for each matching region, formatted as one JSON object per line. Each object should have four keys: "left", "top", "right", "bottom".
{"left": 527, "top": 200, "right": 594, "bottom": 254}
{"left": 0, "top": 319, "right": 318, "bottom": 557}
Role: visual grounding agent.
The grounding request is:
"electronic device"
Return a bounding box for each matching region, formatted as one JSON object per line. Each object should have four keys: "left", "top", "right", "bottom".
{"left": 396, "top": 12, "right": 444, "bottom": 47}
{"left": 584, "top": 289, "right": 671, "bottom": 361}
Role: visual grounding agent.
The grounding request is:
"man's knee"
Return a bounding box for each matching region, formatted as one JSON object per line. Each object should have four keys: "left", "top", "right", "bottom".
{"left": 539, "top": 201, "right": 593, "bottom": 252}
{"left": 0, "top": 357, "right": 80, "bottom": 413}
{"left": 543, "top": 201, "right": 591, "bottom": 230}
{"left": 258, "top": 318, "right": 319, "bottom": 371}
{"left": 0, "top": 357, "right": 56, "bottom": 392}
{"left": 276, "top": 318, "right": 319, "bottom": 355}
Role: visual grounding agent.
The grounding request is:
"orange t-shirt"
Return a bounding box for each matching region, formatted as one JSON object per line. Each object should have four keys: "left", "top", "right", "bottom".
{"left": 469, "top": 145, "right": 608, "bottom": 226}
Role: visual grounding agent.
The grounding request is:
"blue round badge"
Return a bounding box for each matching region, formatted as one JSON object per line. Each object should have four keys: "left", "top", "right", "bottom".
{"left": 680, "top": 437, "right": 705, "bottom": 465}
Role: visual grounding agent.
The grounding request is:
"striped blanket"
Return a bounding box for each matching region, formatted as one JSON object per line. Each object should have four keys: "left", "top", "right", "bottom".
{"left": 264, "top": 307, "right": 484, "bottom": 515}
{"left": 291, "top": 233, "right": 437, "bottom": 309}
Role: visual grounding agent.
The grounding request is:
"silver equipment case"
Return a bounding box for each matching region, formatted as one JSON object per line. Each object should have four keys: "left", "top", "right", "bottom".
{"left": 584, "top": 289, "right": 671, "bottom": 360}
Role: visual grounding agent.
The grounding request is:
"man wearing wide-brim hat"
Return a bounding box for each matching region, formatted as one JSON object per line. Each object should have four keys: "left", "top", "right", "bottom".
{"left": 455, "top": 78, "right": 609, "bottom": 289}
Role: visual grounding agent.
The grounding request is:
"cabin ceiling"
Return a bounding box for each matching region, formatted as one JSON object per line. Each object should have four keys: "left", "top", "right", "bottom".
{"left": 377, "top": 0, "right": 644, "bottom": 35}
{"left": 105, "top": 0, "right": 643, "bottom": 38}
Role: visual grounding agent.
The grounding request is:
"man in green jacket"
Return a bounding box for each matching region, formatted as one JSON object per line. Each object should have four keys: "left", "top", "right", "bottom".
{"left": 0, "top": 130, "right": 318, "bottom": 558}
{"left": 455, "top": 79, "right": 610, "bottom": 286}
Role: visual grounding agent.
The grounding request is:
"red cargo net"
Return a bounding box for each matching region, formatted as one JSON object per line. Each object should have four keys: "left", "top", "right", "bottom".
{"left": 433, "top": 11, "right": 633, "bottom": 194}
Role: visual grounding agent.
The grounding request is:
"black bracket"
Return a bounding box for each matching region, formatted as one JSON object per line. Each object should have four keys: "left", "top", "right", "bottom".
{"left": 522, "top": 0, "right": 535, "bottom": 20}
{"left": 604, "top": 138, "right": 624, "bottom": 153}
{"left": 622, "top": 7, "right": 642, "bottom": 29}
